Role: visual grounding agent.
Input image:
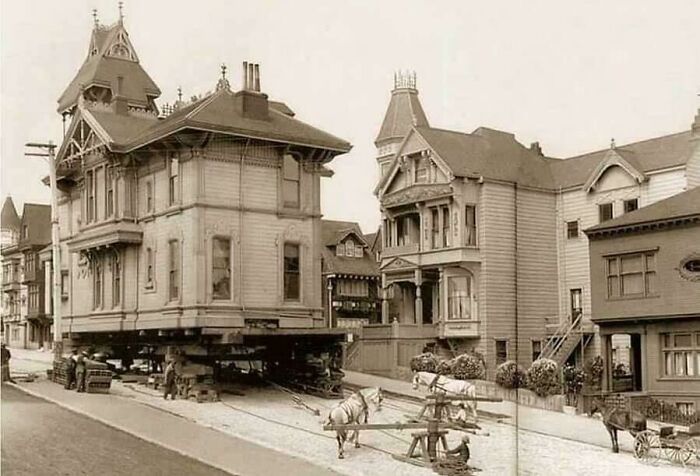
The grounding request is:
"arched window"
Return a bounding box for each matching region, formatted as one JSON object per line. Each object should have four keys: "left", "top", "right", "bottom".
{"left": 345, "top": 239, "right": 355, "bottom": 257}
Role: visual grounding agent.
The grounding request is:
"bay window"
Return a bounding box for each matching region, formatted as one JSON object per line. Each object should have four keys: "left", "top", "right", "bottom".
{"left": 447, "top": 275, "right": 472, "bottom": 320}
{"left": 662, "top": 333, "right": 700, "bottom": 378}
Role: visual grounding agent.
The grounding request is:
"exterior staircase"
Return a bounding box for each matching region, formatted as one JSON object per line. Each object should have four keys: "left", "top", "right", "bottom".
{"left": 539, "top": 314, "right": 593, "bottom": 367}
{"left": 344, "top": 336, "right": 362, "bottom": 370}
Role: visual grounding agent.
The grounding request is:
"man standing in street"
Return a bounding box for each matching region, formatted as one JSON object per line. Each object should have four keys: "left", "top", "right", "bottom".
{"left": 1, "top": 344, "right": 15, "bottom": 383}
{"left": 75, "top": 351, "right": 87, "bottom": 392}
{"left": 163, "top": 359, "right": 178, "bottom": 400}
{"left": 64, "top": 349, "right": 77, "bottom": 389}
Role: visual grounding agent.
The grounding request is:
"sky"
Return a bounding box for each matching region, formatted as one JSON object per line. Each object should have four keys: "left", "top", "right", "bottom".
{"left": 1, "top": 0, "right": 699, "bottom": 232}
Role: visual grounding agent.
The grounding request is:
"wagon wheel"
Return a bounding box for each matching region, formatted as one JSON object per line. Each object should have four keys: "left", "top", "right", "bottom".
{"left": 681, "top": 436, "right": 700, "bottom": 468}
{"left": 665, "top": 442, "right": 691, "bottom": 465}
{"left": 633, "top": 430, "right": 661, "bottom": 464}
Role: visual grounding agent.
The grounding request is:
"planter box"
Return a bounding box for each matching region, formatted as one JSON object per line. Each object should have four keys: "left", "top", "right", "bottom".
{"left": 474, "top": 380, "right": 565, "bottom": 412}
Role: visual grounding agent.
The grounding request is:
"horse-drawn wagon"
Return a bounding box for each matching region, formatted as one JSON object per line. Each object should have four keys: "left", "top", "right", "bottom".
{"left": 633, "top": 423, "right": 700, "bottom": 468}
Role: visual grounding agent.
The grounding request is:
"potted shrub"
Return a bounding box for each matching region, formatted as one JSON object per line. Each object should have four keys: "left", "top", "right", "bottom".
{"left": 451, "top": 352, "right": 486, "bottom": 380}
{"left": 526, "top": 358, "right": 561, "bottom": 397}
{"left": 409, "top": 352, "right": 439, "bottom": 373}
{"left": 583, "top": 356, "right": 603, "bottom": 391}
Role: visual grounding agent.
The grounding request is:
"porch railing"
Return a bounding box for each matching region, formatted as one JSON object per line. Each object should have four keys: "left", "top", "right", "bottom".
{"left": 539, "top": 313, "right": 582, "bottom": 361}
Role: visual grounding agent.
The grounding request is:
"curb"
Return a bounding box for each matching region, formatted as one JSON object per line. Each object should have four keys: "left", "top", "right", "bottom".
{"left": 7, "top": 382, "right": 239, "bottom": 476}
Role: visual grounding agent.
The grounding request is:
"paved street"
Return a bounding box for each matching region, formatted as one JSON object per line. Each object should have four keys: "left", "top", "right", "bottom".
{"left": 1, "top": 384, "right": 230, "bottom": 476}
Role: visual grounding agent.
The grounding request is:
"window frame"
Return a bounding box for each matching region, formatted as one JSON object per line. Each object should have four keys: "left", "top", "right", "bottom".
{"left": 282, "top": 154, "right": 301, "bottom": 210}
{"left": 570, "top": 288, "right": 582, "bottom": 318}
{"left": 566, "top": 220, "right": 579, "bottom": 239}
{"left": 495, "top": 339, "right": 508, "bottom": 365}
{"left": 105, "top": 167, "right": 115, "bottom": 218}
{"left": 211, "top": 236, "right": 232, "bottom": 301}
{"left": 60, "top": 270, "right": 69, "bottom": 300}
{"left": 598, "top": 202, "right": 613, "bottom": 223}
{"left": 464, "top": 205, "right": 477, "bottom": 246}
{"left": 606, "top": 250, "right": 657, "bottom": 299}
{"left": 531, "top": 340, "right": 542, "bottom": 363}
{"left": 168, "top": 239, "right": 180, "bottom": 301}
{"left": 111, "top": 253, "right": 121, "bottom": 308}
{"left": 145, "top": 179, "right": 154, "bottom": 213}
{"left": 661, "top": 332, "right": 700, "bottom": 379}
{"left": 623, "top": 198, "right": 639, "bottom": 214}
{"left": 447, "top": 275, "right": 472, "bottom": 321}
{"left": 283, "top": 242, "right": 301, "bottom": 302}
{"left": 145, "top": 247, "right": 155, "bottom": 289}
{"left": 92, "top": 258, "right": 103, "bottom": 310}
{"left": 168, "top": 155, "right": 180, "bottom": 206}
{"left": 442, "top": 206, "right": 450, "bottom": 248}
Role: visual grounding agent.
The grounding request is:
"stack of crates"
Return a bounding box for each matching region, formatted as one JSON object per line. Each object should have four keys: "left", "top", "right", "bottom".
{"left": 52, "top": 358, "right": 69, "bottom": 386}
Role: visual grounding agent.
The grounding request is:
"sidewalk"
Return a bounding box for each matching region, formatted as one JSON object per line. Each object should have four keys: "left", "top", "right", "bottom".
{"left": 343, "top": 370, "right": 639, "bottom": 454}
{"left": 8, "top": 379, "right": 338, "bottom": 476}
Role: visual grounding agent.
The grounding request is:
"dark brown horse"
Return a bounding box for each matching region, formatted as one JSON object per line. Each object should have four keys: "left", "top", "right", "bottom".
{"left": 589, "top": 397, "right": 647, "bottom": 453}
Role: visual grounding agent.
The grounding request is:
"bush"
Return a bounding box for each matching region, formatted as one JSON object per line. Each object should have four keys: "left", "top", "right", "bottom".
{"left": 435, "top": 359, "right": 453, "bottom": 375}
{"left": 526, "top": 358, "right": 561, "bottom": 397}
{"left": 584, "top": 356, "right": 604, "bottom": 389}
{"left": 410, "top": 352, "right": 439, "bottom": 373}
{"left": 495, "top": 361, "right": 526, "bottom": 389}
{"left": 562, "top": 364, "right": 585, "bottom": 406}
{"left": 451, "top": 353, "right": 486, "bottom": 380}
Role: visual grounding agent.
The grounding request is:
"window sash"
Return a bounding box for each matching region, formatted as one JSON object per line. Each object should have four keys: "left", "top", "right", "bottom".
{"left": 599, "top": 203, "right": 613, "bottom": 222}
{"left": 447, "top": 276, "right": 471, "bottom": 320}
{"left": 212, "top": 237, "right": 231, "bottom": 300}
{"left": 624, "top": 198, "right": 638, "bottom": 213}
{"left": 112, "top": 257, "right": 121, "bottom": 307}
{"left": 169, "top": 157, "right": 179, "bottom": 205}
{"left": 169, "top": 241, "right": 179, "bottom": 300}
{"left": 284, "top": 243, "right": 300, "bottom": 301}
{"left": 566, "top": 221, "right": 579, "bottom": 239}
{"left": 465, "top": 206, "right": 476, "bottom": 246}
{"left": 606, "top": 252, "right": 656, "bottom": 298}
{"left": 282, "top": 155, "right": 300, "bottom": 209}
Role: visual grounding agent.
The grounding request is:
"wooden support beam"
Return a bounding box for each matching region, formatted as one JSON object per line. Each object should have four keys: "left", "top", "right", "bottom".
{"left": 323, "top": 422, "right": 479, "bottom": 431}
{"left": 424, "top": 394, "right": 503, "bottom": 402}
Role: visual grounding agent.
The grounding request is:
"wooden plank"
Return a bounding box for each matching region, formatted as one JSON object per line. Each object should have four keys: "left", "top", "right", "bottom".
{"left": 424, "top": 394, "right": 502, "bottom": 402}
{"left": 323, "top": 422, "right": 477, "bottom": 431}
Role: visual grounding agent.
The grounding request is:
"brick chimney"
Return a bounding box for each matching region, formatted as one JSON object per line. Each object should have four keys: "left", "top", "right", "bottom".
{"left": 530, "top": 141, "right": 543, "bottom": 156}
{"left": 235, "top": 61, "right": 269, "bottom": 121}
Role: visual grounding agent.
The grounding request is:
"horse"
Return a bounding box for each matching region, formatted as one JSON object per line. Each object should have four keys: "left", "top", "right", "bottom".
{"left": 589, "top": 397, "right": 647, "bottom": 453}
{"left": 412, "top": 371, "right": 478, "bottom": 422}
{"left": 326, "top": 387, "right": 383, "bottom": 459}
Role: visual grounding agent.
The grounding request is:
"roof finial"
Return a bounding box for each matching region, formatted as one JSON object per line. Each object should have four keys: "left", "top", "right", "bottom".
{"left": 216, "top": 63, "right": 230, "bottom": 91}
{"left": 92, "top": 8, "right": 99, "bottom": 27}
{"left": 610, "top": 138, "right": 616, "bottom": 149}
{"left": 118, "top": 1, "right": 124, "bottom": 23}
{"left": 177, "top": 86, "right": 183, "bottom": 102}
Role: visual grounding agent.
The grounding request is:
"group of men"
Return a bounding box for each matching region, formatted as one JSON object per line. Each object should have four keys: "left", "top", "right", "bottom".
{"left": 64, "top": 348, "right": 89, "bottom": 392}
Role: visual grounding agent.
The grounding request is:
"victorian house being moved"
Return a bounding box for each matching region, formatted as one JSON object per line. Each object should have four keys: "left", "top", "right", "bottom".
{"left": 349, "top": 73, "right": 700, "bottom": 378}
{"left": 51, "top": 12, "right": 351, "bottom": 364}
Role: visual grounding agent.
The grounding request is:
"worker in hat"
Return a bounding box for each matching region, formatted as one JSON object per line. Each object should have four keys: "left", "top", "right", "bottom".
{"left": 163, "top": 359, "right": 178, "bottom": 400}
{"left": 1, "top": 343, "right": 15, "bottom": 383}
{"left": 64, "top": 349, "right": 77, "bottom": 389}
{"left": 75, "top": 351, "right": 88, "bottom": 392}
{"left": 445, "top": 434, "right": 471, "bottom": 464}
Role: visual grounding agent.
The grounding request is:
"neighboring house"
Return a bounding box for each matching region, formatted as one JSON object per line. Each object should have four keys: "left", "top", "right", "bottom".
{"left": 1, "top": 200, "right": 51, "bottom": 349}
{"left": 51, "top": 14, "right": 351, "bottom": 359}
{"left": 355, "top": 72, "right": 700, "bottom": 378}
{"left": 321, "top": 220, "right": 380, "bottom": 329}
{"left": 586, "top": 186, "right": 700, "bottom": 408}
{"left": 1, "top": 197, "right": 21, "bottom": 344}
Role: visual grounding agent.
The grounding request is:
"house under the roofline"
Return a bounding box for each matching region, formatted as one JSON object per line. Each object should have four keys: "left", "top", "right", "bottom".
{"left": 345, "top": 71, "right": 700, "bottom": 379}
{"left": 49, "top": 10, "right": 352, "bottom": 365}
{"left": 321, "top": 220, "right": 380, "bottom": 330}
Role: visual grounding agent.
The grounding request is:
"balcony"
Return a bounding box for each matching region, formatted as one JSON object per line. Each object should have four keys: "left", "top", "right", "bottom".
{"left": 360, "top": 321, "right": 438, "bottom": 340}
{"left": 439, "top": 320, "right": 480, "bottom": 338}
{"left": 67, "top": 222, "right": 142, "bottom": 252}
{"left": 332, "top": 296, "right": 381, "bottom": 314}
{"left": 382, "top": 243, "right": 420, "bottom": 258}
{"left": 2, "top": 276, "right": 20, "bottom": 292}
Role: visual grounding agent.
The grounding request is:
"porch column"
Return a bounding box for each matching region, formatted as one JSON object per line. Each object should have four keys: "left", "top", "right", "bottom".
{"left": 381, "top": 274, "right": 390, "bottom": 324}
{"left": 601, "top": 333, "right": 612, "bottom": 393}
{"left": 414, "top": 269, "right": 423, "bottom": 325}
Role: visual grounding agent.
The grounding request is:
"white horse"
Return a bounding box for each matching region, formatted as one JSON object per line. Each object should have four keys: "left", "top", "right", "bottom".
{"left": 412, "top": 371, "right": 478, "bottom": 421}
{"left": 326, "top": 387, "right": 383, "bottom": 459}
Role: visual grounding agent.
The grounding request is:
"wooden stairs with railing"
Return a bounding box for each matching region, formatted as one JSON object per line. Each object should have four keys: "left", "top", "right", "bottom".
{"left": 539, "top": 314, "right": 593, "bottom": 366}
{"left": 344, "top": 336, "right": 362, "bottom": 370}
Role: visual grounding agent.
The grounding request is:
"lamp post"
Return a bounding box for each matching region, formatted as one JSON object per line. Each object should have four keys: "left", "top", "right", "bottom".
{"left": 25, "top": 141, "right": 62, "bottom": 361}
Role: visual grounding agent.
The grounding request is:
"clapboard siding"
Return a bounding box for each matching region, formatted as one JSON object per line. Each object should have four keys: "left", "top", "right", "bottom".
{"left": 643, "top": 168, "right": 688, "bottom": 204}
{"left": 480, "top": 182, "right": 516, "bottom": 371}
{"left": 684, "top": 139, "right": 700, "bottom": 189}
{"left": 515, "top": 188, "right": 559, "bottom": 366}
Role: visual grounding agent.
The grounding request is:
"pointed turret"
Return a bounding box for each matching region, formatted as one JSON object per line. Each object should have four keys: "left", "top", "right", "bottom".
{"left": 375, "top": 71, "right": 429, "bottom": 178}
{"left": 57, "top": 8, "right": 161, "bottom": 115}
{"left": 1, "top": 196, "right": 21, "bottom": 248}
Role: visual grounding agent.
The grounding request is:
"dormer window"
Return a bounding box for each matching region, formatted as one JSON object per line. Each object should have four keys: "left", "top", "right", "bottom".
{"left": 345, "top": 239, "right": 355, "bottom": 256}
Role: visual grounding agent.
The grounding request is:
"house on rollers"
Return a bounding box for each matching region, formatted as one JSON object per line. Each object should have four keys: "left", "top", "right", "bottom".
{"left": 49, "top": 10, "right": 351, "bottom": 366}
{"left": 345, "top": 72, "right": 700, "bottom": 378}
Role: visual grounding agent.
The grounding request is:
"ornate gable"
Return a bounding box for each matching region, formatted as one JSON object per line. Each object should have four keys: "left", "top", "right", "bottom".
{"left": 381, "top": 257, "right": 417, "bottom": 271}
{"left": 56, "top": 110, "right": 110, "bottom": 171}
{"left": 583, "top": 148, "right": 646, "bottom": 193}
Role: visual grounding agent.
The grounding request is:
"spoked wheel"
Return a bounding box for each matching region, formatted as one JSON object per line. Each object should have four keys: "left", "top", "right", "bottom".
{"left": 633, "top": 430, "right": 661, "bottom": 464}
{"left": 666, "top": 443, "right": 691, "bottom": 465}
{"left": 681, "top": 437, "right": 700, "bottom": 468}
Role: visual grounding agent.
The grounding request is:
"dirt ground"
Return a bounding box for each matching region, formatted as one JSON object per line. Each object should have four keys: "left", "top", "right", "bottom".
{"left": 110, "top": 382, "right": 691, "bottom": 476}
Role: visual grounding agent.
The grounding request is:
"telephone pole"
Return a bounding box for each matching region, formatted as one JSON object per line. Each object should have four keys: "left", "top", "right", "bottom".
{"left": 25, "top": 141, "right": 62, "bottom": 360}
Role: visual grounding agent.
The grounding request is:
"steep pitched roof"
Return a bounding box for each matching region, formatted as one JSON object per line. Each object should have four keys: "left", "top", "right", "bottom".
{"left": 321, "top": 220, "right": 379, "bottom": 277}
{"left": 57, "top": 22, "right": 160, "bottom": 113}
{"left": 1, "top": 197, "right": 20, "bottom": 231}
{"left": 586, "top": 185, "right": 700, "bottom": 234}
{"left": 376, "top": 87, "right": 429, "bottom": 146}
{"left": 116, "top": 88, "right": 351, "bottom": 153}
{"left": 19, "top": 204, "right": 51, "bottom": 248}
{"left": 414, "top": 126, "right": 555, "bottom": 189}
{"left": 548, "top": 131, "right": 693, "bottom": 189}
